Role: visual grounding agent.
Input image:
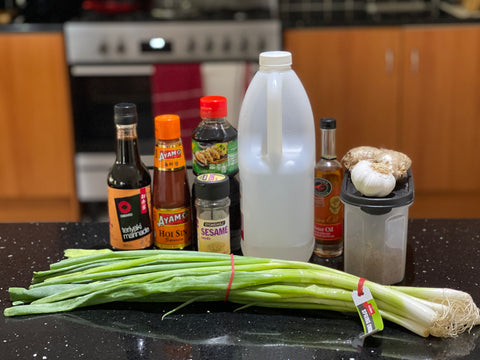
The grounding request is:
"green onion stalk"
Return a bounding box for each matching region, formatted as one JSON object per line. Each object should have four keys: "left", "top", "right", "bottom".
{"left": 4, "top": 249, "right": 480, "bottom": 338}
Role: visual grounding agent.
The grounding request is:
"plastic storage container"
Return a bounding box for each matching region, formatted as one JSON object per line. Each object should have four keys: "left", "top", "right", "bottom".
{"left": 238, "top": 51, "right": 315, "bottom": 261}
{"left": 341, "top": 170, "right": 414, "bottom": 284}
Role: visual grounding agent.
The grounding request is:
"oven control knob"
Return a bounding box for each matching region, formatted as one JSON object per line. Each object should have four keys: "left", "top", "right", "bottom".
{"left": 205, "top": 37, "right": 214, "bottom": 53}
{"left": 187, "top": 38, "right": 195, "bottom": 54}
{"left": 117, "top": 42, "right": 126, "bottom": 54}
{"left": 258, "top": 37, "right": 267, "bottom": 53}
{"left": 222, "top": 38, "right": 231, "bottom": 53}
{"left": 240, "top": 37, "right": 248, "bottom": 53}
{"left": 98, "top": 41, "right": 108, "bottom": 55}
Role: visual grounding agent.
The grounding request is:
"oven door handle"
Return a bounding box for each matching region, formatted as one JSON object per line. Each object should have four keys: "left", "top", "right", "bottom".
{"left": 70, "top": 65, "right": 155, "bottom": 77}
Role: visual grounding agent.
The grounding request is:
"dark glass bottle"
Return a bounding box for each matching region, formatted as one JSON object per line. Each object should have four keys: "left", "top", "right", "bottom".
{"left": 108, "top": 103, "right": 153, "bottom": 250}
{"left": 191, "top": 96, "right": 240, "bottom": 252}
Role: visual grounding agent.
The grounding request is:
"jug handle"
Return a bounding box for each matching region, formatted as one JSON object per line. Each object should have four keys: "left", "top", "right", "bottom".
{"left": 266, "top": 72, "right": 282, "bottom": 163}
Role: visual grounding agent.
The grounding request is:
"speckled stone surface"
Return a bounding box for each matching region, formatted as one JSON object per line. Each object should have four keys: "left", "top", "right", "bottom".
{"left": 0, "top": 219, "right": 479, "bottom": 359}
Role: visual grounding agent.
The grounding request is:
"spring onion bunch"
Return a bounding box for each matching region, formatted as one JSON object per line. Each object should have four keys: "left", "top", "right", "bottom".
{"left": 4, "top": 249, "right": 480, "bottom": 338}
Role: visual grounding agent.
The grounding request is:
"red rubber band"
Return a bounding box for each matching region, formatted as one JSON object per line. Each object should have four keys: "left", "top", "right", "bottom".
{"left": 224, "top": 253, "right": 235, "bottom": 302}
{"left": 358, "top": 278, "right": 366, "bottom": 297}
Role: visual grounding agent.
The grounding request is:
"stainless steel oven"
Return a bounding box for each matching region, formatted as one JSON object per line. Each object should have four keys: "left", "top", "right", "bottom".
{"left": 64, "top": 15, "right": 281, "bottom": 215}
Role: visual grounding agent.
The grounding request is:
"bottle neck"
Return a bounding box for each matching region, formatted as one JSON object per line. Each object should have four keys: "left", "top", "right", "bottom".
{"left": 201, "top": 117, "right": 228, "bottom": 125}
{"left": 321, "top": 128, "right": 337, "bottom": 160}
{"left": 156, "top": 137, "right": 182, "bottom": 146}
{"left": 195, "top": 197, "right": 230, "bottom": 209}
{"left": 115, "top": 124, "right": 141, "bottom": 164}
{"left": 259, "top": 65, "right": 291, "bottom": 72}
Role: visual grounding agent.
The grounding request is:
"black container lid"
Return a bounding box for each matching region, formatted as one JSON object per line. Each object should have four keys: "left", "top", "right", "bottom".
{"left": 340, "top": 169, "right": 414, "bottom": 215}
{"left": 195, "top": 174, "right": 230, "bottom": 200}
{"left": 114, "top": 103, "right": 138, "bottom": 125}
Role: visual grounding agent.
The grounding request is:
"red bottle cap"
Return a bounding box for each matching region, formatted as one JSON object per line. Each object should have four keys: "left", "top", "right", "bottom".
{"left": 200, "top": 96, "right": 227, "bottom": 118}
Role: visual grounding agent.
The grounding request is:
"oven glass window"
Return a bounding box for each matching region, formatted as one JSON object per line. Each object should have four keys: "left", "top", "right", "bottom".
{"left": 71, "top": 75, "right": 154, "bottom": 155}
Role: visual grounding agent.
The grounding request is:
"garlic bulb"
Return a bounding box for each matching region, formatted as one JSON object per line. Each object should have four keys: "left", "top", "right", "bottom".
{"left": 351, "top": 160, "right": 396, "bottom": 197}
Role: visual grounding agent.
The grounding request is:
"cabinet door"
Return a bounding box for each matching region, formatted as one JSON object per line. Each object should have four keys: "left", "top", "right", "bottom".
{"left": 0, "top": 33, "right": 75, "bottom": 197}
{"left": 0, "top": 32, "right": 79, "bottom": 221}
{"left": 0, "top": 35, "right": 18, "bottom": 195}
{"left": 284, "top": 27, "right": 401, "bottom": 160}
{"left": 400, "top": 26, "right": 480, "bottom": 193}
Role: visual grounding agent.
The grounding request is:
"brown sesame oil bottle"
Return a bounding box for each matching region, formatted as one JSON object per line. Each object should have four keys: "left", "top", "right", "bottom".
{"left": 314, "top": 117, "right": 344, "bottom": 257}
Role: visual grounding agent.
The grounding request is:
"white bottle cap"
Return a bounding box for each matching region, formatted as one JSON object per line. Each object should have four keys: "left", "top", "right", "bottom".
{"left": 259, "top": 51, "right": 292, "bottom": 67}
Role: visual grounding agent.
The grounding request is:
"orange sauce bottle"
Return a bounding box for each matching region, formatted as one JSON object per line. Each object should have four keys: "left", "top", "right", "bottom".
{"left": 152, "top": 114, "right": 192, "bottom": 249}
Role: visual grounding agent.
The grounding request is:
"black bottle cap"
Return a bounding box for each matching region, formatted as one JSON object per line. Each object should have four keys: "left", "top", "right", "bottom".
{"left": 195, "top": 174, "right": 230, "bottom": 200}
{"left": 320, "top": 117, "right": 336, "bottom": 130}
{"left": 114, "top": 103, "right": 138, "bottom": 125}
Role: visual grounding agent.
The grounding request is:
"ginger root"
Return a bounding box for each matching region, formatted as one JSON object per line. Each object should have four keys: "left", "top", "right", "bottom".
{"left": 342, "top": 146, "right": 411, "bottom": 180}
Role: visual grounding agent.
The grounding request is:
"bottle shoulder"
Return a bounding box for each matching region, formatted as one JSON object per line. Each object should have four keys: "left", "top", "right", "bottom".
{"left": 315, "top": 158, "right": 343, "bottom": 172}
{"left": 192, "top": 119, "right": 237, "bottom": 142}
{"left": 108, "top": 163, "right": 151, "bottom": 189}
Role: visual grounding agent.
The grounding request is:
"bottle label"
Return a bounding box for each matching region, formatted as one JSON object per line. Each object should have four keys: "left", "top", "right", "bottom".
{"left": 155, "top": 143, "right": 186, "bottom": 171}
{"left": 314, "top": 178, "right": 332, "bottom": 197}
{"left": 314, "top": 177, "right": 343, "bottom": 240}
{"left": 314, "top": 222, "right": 343, "bottom": 239}
{"left": 108, "top": 186, "right": 153, "bottom": 249}
{"left": 192, "top": 139, "right": 238, "bottom": 175}
{"left": 197, "top": 216, "right": 230, "bottom": 254}
{"left": 153, "top": 207, "right": 191, "bottom": 249}
{"left": 352, "top": 285, "right": 384, "bottom": 337}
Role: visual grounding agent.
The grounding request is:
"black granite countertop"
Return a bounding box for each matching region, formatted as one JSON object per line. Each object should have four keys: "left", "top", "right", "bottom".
{"left": 0, "top": 219, "right": 479, "bottom": 359}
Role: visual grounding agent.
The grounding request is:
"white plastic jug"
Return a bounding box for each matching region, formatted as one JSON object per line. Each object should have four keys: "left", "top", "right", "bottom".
{"left": 238, "top": 51, "right": 315, "bottom": 261}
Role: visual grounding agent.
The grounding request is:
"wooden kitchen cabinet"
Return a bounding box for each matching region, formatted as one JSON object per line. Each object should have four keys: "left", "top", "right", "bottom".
{"left": 284, "top": 25, "right": 480, "bottom": 218}
{"left": 284, "top": 27, "right": 401, "bottom": 165}
{"left": 399, "top": 25, "right": 480, "bottom": 217}
{"left": 0, "top": 31, "right": 80, "bottom": 221}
